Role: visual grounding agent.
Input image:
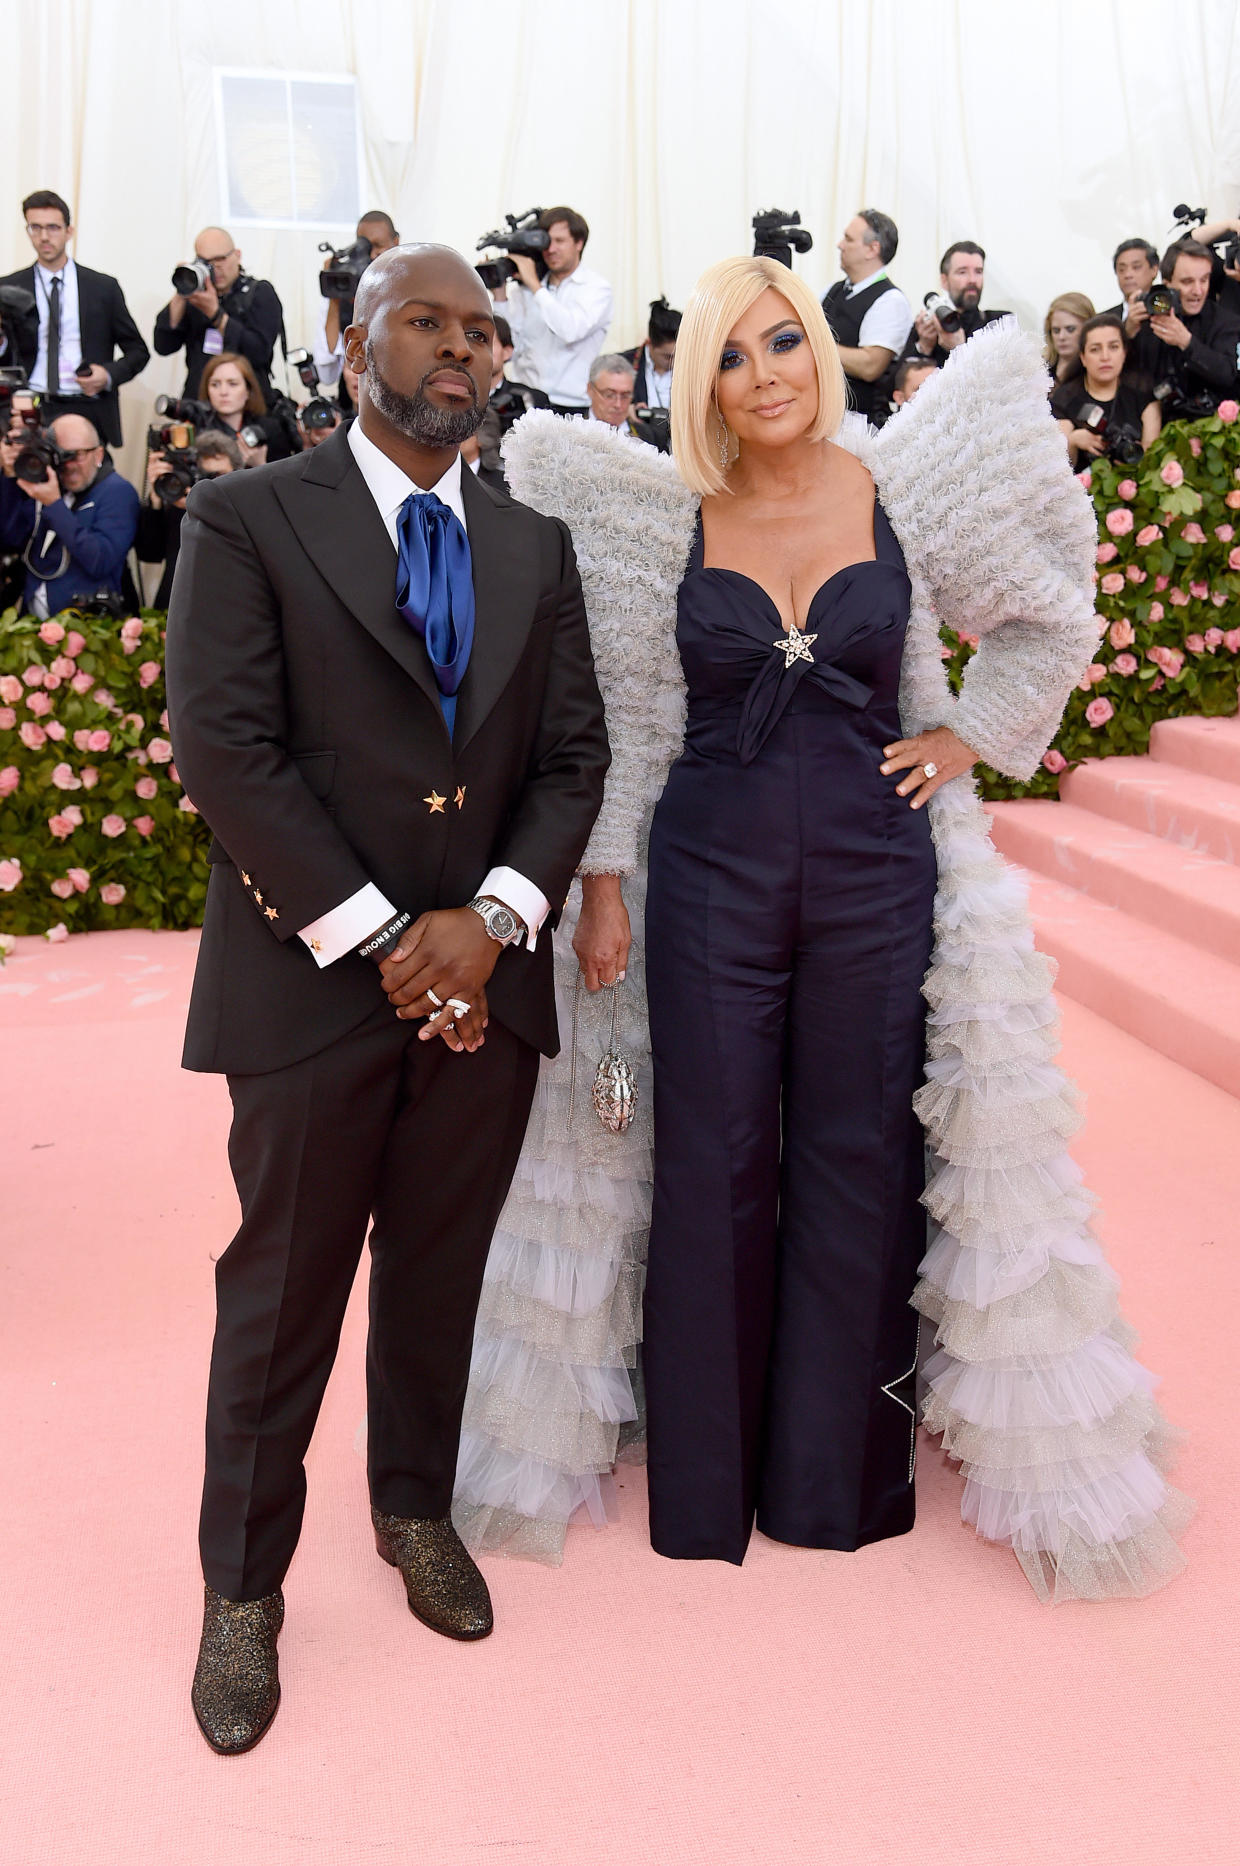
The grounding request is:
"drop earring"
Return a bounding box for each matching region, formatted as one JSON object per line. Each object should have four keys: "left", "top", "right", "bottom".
{"left": 716, "top": 416, "right": 731, "bottom": 471}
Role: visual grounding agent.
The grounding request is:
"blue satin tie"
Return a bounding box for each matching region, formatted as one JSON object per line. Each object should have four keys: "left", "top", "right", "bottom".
{"left": 395, "top": 490, "right": 475, "bottom": 737}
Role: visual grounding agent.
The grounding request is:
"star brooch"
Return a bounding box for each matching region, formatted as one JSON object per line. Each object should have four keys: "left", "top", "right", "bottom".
{"left": 772, "top": 625, "right": 817, "bottom": 669}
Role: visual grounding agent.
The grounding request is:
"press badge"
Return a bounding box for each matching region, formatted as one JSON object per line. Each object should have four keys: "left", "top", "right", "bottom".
{"left": 203, "top": 327, "right": 225, "bottom": 356}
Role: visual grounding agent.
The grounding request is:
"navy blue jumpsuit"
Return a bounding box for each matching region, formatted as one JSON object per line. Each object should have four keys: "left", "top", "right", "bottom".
{"left": 643, "top": 500, "right": 937, "bottom": 1563}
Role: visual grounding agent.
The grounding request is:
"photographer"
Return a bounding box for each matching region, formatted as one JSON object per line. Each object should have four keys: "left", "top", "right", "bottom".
{"left": 1195, "top": 214, "right": 1240, "bottom": 316}
{"left": 491, "top": 205, "right": 613, "bottom": 414}
{"left": 137, "top": 432, "right": 242, "bottom": 607}
{"left": 298, "top": 400, "right": 341, "bottom": 450}
{"left": 1106, "top": 238, "right": 1161, "bottom": 336}
{"left": 197, "top": 352, "right": 298, "bottom": 462}
{"left": 0, "top": 189, "right": 149, "bottom": 448}
{"left": 821, "top": 210, "right": 913, "bottom": 419}
{"left": 1051, "top": 314, "right": 1160, "bottom": 471}
{"left": 312, "top": 210, "right": 400, "bottom": 386}
{"left": 0, "top": 410, "right": 138, "bottom": 617}
{"left": 904, "top": 240, "right": 1011, "bottom": 366}
{"left": 153, "top": 227, "right": 283, "bottom": 402}
{"left": 623, "top": 296, "right": 681, "bottom": 410}
{"left": 1126, "top": 239, "right": 1240, "bottom": 423}
{"left": 584, "top": 354, "right": 661, "bottom": 447}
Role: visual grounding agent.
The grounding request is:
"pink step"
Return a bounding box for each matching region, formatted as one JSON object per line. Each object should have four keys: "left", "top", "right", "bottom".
{"left": 988, "top": 800, "right": 1240, "bottom": 967}
{"left": 1062, "top": 758, "right": 1240, "bottom": 865}
{"left": 1150, "top": 714, "right": 1240, "bottom": 787}
{"left": 1018, "top": 869, "right": 1240, "bottom": 1100}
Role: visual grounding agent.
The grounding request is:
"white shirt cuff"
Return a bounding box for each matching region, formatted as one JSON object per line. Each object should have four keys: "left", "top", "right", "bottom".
{"left": 479, "top": 867, "right": 551, "bottom": 952}
{"left": 299, "top": 882, "right": 397, "bottom": 968}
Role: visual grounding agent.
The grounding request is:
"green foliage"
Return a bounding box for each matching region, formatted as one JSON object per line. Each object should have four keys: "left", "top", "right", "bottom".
{"left": 0, "top": 607, "right": 210, "bottom": 935}
{"left": 940, "top": 408, "right": 1240, "bottom": 800}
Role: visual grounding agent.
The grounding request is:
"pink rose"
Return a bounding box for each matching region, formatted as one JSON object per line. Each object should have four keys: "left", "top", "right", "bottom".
{"left": 0, "top": 675, "right": 23, "bottom": 703}
{"left": 38, "top": 620, "right": 65, "bottom": 645}
{"left": 177, "top": 794, "right": 199, "bottom": 814}
{"left": 1105, "top": 507, "right": 1134, "bottom": 536}
{"left": 1112, "top": 653, "right": 1138, "bottom": 675}
{"left": 67, "top": 867, "right": 90, "bottom": 893}
{"left": 1205, "top": 628, "right": 1224, "bottom": 648}
{"left": 1190, "top": 581, "right": 1210, "bottom": 600}
{"left": 100, "top": 814, "right": 126, "bottom": 838}
{"left": 132, "top": 815, "right": 155, "bottom": 837}
{"left": 0, "top": 767, "right": 19, "bottom": 796}
{"left": 22, "top": 665, "right": 45, "bottom": 688}
{"left": 1218, "top": 399, "right": 1239, "bottom": 423}
{"left": 49, "top": 877, "right": 74, "bottom": 900}
{"left": 70, "top": 670, "right": 94, "bottom": 694}
{"left": 25, "top": 691, "right": 51, "bottom": 717}
{"left": 49, "top": 655, "right": 75, "bottom": 679}
{"left": 1147, "top": 602, "right": 1165, "bottom": 623}
{"left": 1189, "top": 437, "right": 1203, "bottom": 457}
{"left": 134, "top": 775, "right": 158, "bottom": 800}
{"left": 1229, "top": 547, "right": 1240, "bottom": 571}
{"left": 120, "top": 618, "right": 143, "bottom": 652}
{"left": 44, "top": 923, "right": 68, "bottom": 943}
{"left": 1212, "top": 591, "right": 1228, "bottom": 607}
{"left": 1126, "top": 566, "right": 1147, "bottom": 583}
{"left": 72, "top": 729, "right": 92, "bottom": 751}
{"left": 122, "top": 712, "right": 143, "bottom": 731}
{"left": 1151, "top": 675, "right": 1165, "bottom": 690}
{"left": 100, "top": 883, "right": 126, "bottom": 906}
{"left": 1181, "top": 522, "right": 1207, "bottom": 544}
{"left": 1117, "top": 479, "right": 1138, "bottom": 501}
{"left": 91, "top": 689, "right": 115, "bottom": 711}
{"left": 1154, "top": 574, "right": 1170, "bottom": 591}
{"left": 80, "top": 766, "right": 98, "bottom": 789}
{"left": 48, "top": 812, "right": 77, "bottom": 839}
{"left": 939, "top": 644, "right": 952, "bottom": 661}
{"left": 1086, "top": 663, "right": 1108, "bottom": 685}
{"left": 1169, "top": 587, "right": 1190, "bottom": 606}
{"left": 1226, "top": 490, "right": 1240, "bottom": 509}
{"left": 0, "top": 708, "right": 15, "bottom": 731}
{"left": 50, "top": 762, "right": 82, "bottom": 791}
{"left": 43, "top": 721, "right": 65, "bottom": 741}
{"left": 19, "top": 721, "right": 47, "bottom": 750}
{"left": 1160, "top": 459, "right": 1185, "bottom": 487}
{"left": 137, "top": 661, "right": 161, "bottom": 689}
{"left": 159, "top": 710, "right": 169, "bottom": 730}
{"left": 1225, "top": 630, "right": 1240, "bottom": 652}
{"left": 1135, "top": 524, "right": 1163, "bottom": 547}
{"left": 1085, "top": 697, "right": 1115, "bottom": 727}
{"left": 1099, "top": 572, "right": 1125, "bottom": 595}
{"left": 1077, "top": 470, "right": 1092, "bottom": 490}
{"left": 87, "top": 729, "right": 112, "bottom": 753}
{"left": 1148, "top": 645, "right": 1185, "bottom": 678}
{"left": 1042, "top": 748, "right": 1068, "bottom": 774}
{"left": 1186, "top": 634, "right": 1207, "bottom": 653}
{"left": 0, "top": 858, "right": 22, "bottom": 891}
{"left": 168, "top": 763, "right": 179, "bottom": 784}
{"left": 62, "top": 804, "right": 82, "bottom": 827}
{"left": 1096, "top": 541, "right": 1118, "bottom": 564}
{"left": 42, "top": 673, "right": 61, "bottom": 692}
{"left": 1216, "top": 525, "right": 1235, "bottom": 542}
{"left": 64, "top": 630, "right": 85, "bottom": 657}
{"left": 147, "top": 737, "right": 173, "bottom": 764}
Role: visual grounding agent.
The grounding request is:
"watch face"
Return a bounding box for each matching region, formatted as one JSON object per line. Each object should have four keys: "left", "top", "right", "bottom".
{"left": 489, "top": 906, "right": 517, "bottom": 941}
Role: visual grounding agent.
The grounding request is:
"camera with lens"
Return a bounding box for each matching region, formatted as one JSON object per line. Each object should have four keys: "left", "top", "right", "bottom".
{"left": 171, "top": 259, "right": 211, "bottom": 297}
{"left": 475, "top": 209, "right": 550, "bottom": 291}
{"left": 633, "top": 403, "right": 672, "bottom": 450}
{"left": 0, "top": 364, "right": 30, "bottom": 404}
{"left": 923, "top": 290, "right": 964, "bottom": 335}
{"left": 155, "top": 393, "right": 212, "bottom": 426}
{"left": 751, "top": 208, "right": 813, "bottom": 270}
{"left": 1153, "top": 380, "right": 1219, "bottom": 421}
{"left": 1076, "top": 402, "right": 1144, "bottom": 466}
{"left": 1142, "top": 284, "right": 1182, "bottom": 319}
{"left": 147, "top": 419, "right": 200, "bottom": 502}
{"left": 12, "top": 430, "right": 64, "bottom": 484}
{"left": 319, "top": 238, "right": 373, "bottom": 302}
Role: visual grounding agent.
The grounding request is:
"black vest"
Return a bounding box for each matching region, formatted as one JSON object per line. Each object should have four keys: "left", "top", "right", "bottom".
{"left": 822, "top": 274, "right": 899, "bottom": 414}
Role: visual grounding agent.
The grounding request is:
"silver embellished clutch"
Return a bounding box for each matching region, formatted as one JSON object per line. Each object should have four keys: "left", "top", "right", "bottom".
{"left": 569, "top": 975, "right": 638, "bottom": 1136}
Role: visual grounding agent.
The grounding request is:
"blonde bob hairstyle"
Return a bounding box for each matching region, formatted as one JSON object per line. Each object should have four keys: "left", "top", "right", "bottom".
{"left": 671, "top": 255, "right": 847, "bottom": 497}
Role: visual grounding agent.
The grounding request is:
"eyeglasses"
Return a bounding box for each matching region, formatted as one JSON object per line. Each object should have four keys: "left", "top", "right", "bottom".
{"left": 58, "top": 448, "right": 102, "bottom": 463}
{"left": 25, "top": 222, "right": 67, "bottom": 236}
{"left": 198, "top": 249, "right": 236, "bottom": 266}
{"left": 592, "top": 388, "right": 632, "bottom": 405}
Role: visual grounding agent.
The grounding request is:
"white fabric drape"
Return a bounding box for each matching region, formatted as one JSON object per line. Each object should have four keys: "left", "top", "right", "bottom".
{"left": 5, "top": 0, "right": 1240, "bottom": 492}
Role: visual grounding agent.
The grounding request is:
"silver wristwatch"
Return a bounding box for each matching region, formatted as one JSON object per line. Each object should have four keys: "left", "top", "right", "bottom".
{"left": 467, "top": 895, "right": 523, "bottom": 947}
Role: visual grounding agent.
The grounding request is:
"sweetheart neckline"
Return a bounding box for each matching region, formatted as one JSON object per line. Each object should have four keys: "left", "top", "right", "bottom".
{"left": 687, "top": 556, "right": 905, "bottom": 635}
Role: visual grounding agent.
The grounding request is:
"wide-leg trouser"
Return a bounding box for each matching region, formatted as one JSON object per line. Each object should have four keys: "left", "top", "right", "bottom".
{"left": 199, "top": 1001, "right": 539, "bottom": 1600}
{"left": 643, "top": 710, "right": 936, "bottom": 1564}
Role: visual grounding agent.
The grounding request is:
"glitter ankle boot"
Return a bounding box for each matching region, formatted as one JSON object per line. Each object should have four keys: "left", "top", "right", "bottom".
{"left": 191, "top": 1584, "right": 284, "bottom": 1754}
{"left": 372, "top": 1506, "right": 493, "bottom": 1640}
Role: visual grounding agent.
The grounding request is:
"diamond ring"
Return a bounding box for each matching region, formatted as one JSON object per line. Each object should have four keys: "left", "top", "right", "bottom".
{"left": 426, "top": 987, "right": 444, "bottom": 1009}
{"left": 446, "top": 997, "right": 471, "bottom": 1017}
{"left": 922, "top": 761, "right": 939, "bottom": 779}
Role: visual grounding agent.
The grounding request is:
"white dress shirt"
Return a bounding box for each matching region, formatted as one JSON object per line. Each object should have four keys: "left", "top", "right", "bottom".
{"left": 297, "top": 420, "right": 551, "bottom": 966}
{"left": 311, "top": 296, "right": 344, "bottom": 387}
{"left": 31, "top": 259, "right": 86, "bottom": 394}
{"left": 500, "top": 264, "right": 613, "bottom": 407}
{"left": 845, "top": 269, "right": 914, "bottom": 355}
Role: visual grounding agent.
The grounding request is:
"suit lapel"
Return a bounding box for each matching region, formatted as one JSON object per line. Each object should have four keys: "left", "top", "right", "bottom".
{"left": 272, "top": 428, "right": 447, "bottom": 727}
{"left": 452, "top": 467, "right": 539, "bottom": 754}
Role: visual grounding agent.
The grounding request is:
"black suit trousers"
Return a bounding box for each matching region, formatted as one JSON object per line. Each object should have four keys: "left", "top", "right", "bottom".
{"left": 200, "top": 997, "right": 539, "bottom": 1600}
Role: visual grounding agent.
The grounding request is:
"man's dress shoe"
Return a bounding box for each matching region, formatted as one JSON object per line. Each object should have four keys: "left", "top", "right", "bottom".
{"left": 191, "top": 1585, "right": 284, "bottom": 1754}
{"left": 372, "top": 1506, "right": 494, "bottom": 1639}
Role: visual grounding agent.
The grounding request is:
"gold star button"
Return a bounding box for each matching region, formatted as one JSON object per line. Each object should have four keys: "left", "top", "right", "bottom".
{"left": 265, "top": 906, "right": 278, "bottom": 921}
{"left": 311, "top": 938, "right": 322, "bottom": 953}
{"left": 240, "top": 872, "right": 251, "bottom": 887}
{"left": 455, "top": 786, "right": 466, "bottom": 810}
{"left": 254, "top": 890, "right": 263, "bottom": 905}
{"left": 424, "top": 791, "right": 446, "bottom": 814}
{"left": 772, "top": 625, "right": 817, "bottom": 669}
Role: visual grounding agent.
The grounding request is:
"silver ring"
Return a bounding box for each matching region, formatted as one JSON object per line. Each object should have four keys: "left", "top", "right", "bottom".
{"left": 446, "top": 997, "right": 471, "bottom": 1017}
{"left": 426, "top": 987, "right": 443, "bottom": 1009}
{"left": 444, "top": 1022, "right": 455, "bottom": 1035}
{"left": 922, "top": 761, "right": 938, "bottom": 779}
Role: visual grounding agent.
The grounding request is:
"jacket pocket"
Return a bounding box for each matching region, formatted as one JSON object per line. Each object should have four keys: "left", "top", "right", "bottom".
{"left": 291, "top": 749, "right": 336, "bottom": 801}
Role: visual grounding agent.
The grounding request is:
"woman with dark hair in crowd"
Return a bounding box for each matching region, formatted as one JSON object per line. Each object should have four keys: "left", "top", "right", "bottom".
{"left": 199, "top": 350, "right": 297, "bottom": 462}
{"left": 625, "top": 296, "right": 682, "bottom": 410}
{"left": 1051, "top": 313, "right": 1161, "bottom": 469}
{"left": 1042, "top": 291, "right": 1095, "bottom": 385}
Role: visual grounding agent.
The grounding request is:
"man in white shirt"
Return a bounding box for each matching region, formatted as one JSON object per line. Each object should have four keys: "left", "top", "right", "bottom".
{"left": 490, "top": 205, "right": 613, "bottom": 413}
{"left": 820, "top": 210, "right": 914, "bottom": 420}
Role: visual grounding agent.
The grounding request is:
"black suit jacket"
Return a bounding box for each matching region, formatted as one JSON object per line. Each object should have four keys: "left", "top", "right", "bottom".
{"left": 165, "top": 423, "right": 609, "bottom": 1076}
{"left": 0, "top": 263, "right": 149, "bottom": 446}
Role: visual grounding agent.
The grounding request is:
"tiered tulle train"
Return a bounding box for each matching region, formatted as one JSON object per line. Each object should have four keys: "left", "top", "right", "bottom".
{"left": 912, "top": 779, "right": 1191, "bottom": 1601}
{"left": 452, "top": 869, "right": 652, "bottom": 1564}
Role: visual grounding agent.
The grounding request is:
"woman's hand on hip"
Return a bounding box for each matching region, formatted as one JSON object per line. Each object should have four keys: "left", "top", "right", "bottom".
{"left": 881, "top": 725, "right": 978, "bottom": 808}
{"left": 574, "top": 875, "right": 631, "bottom": 991}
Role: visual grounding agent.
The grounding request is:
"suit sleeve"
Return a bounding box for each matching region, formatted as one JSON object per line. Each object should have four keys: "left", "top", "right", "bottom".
{"left": 42, "top": 477, "right": 139, "bottom": 580}
{"left": 486, "top": 517, "right": 610, "bottom": 910}
{"left": 0, "top": 474, "right": 34, "bottom": 549}
{"left": 152, "top": 300, "right": 189, "bottom": 357}
{"left": 223, "top": 280, "right": 282, "bottom": 382}
{"left": 1185, "top": 319, "right": 1240, "bottom": 395}
{"left": 165, "top": 476, "right": 372, "bottom": 940}
{"left": 104, "top": 277, "right": 150, "bottom": 387}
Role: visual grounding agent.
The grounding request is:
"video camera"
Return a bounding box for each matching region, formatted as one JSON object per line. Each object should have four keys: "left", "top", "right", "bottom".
{"left": 475, "top": 210, "right": 550, "bottom": 291}
{"left": 286, "top": 348, "right": 338, "bottom": 434}
{"left": 319, "top": 237, "right": 373, "bottom": 301}
{"left": 1076, "top": 402, "right": 1144, "bottom": 466}
{"left": 146, "top": 416, "right": 200, "bottom": 503}
{"left": 752, "top": 209, "right": 813, "bottom": 270}
{"left": 633, "top": 404, "right": 671, "bottom": 449}
{"left": 1170, "top": 202, "right": 1240, "bottom": 276}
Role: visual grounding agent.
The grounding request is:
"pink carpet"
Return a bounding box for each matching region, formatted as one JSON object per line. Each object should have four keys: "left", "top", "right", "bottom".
{"left": 2, "top": 931, "right": 1234, "bottom": 1866}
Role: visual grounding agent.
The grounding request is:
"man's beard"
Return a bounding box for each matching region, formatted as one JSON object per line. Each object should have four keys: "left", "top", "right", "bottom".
{"left": 364, "top": 342, "right": 483, "bottom": 446}
{"left": 953, "top": 286, "right": 982, "bottom": 310}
